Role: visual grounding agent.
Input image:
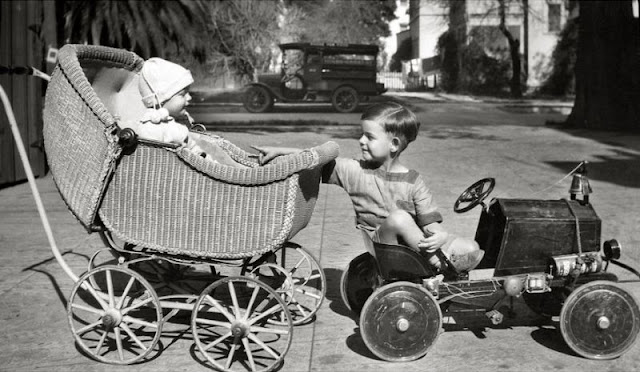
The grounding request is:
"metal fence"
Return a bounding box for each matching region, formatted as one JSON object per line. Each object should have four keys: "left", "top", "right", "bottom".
{"left": 377, "top": 72, "right": 438, "bottom": 91}
{"left": 377, "top": 72, "right": 405, "bottom": 91}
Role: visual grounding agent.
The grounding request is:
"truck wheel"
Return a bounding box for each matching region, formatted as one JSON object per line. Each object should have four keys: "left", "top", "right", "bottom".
{"left": 331, "top": 86, "right": 359, "bottom": 113}
{"left": 243, "top": 85, "right": 274, "bottom": 113}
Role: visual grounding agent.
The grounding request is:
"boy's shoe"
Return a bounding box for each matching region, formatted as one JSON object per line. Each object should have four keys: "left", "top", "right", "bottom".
{"left": 449, "top": 250, "right": 485, "bottom": 273}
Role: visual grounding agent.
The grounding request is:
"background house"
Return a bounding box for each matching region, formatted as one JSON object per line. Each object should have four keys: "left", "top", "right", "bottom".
{"left": 403, "top": 0, "right": 569, "bottom": 90}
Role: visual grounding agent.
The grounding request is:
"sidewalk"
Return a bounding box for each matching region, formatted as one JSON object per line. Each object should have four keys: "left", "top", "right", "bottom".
{"left": 387, "top": 90, "right": 574, "bottom": 106}
{"left": 2, "top": 102, "right": 640, "bottom": 371}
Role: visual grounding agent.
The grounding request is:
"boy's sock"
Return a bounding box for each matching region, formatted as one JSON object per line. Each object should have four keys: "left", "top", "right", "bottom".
{"left": 449, "top": 250, "right": 485, "bottom": 272}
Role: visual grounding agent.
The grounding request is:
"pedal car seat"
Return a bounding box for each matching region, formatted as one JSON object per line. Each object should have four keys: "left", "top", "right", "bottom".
{"left": 360, "top": 230, "right": 435, "bottom": 282}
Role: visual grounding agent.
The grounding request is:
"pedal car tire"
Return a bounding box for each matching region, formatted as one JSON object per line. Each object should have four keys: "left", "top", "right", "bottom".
{"left": 67, "top": 265, "right": 163, "bottom": 365}
{"left": 559, "top": 280, "right": 640, "bottom": 360}
{"left": 340, "top": 252, "right": 379, "bottom": 315}
{"left": 359, "top": 282, "right": 442, "bottom": 362}
{"left": 191, "top": 276, "right": 293, "bottom": 372}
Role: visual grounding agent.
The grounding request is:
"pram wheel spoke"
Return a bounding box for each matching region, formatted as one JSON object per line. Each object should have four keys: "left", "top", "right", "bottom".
{"left": 266, "top": 245, "right": 326, "bottom": 325}
{"left": 87, "top": 248, "right": 121, "bottom": 288}
{"left": 192, "top": 276, "right": 293, "bottom": 372}
{"left": 67, "top": 266, "right": 163, "bottom": 365}
{"left": 243, "top": 245, "right": 325, "bottom": 325}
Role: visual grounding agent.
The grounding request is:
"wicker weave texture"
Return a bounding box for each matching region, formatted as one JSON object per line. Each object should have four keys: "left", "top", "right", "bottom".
{"left": 100, "top": 146, "right": 302, "bottom": 258}
{"left": 43, "top": 45, "right": 142, "bottom": 230}
{"left": 43, "top": 44, "right": 340, "bottom": 258}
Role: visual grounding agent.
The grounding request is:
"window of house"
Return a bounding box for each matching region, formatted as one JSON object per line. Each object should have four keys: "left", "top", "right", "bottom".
{"left": 548, "top": 3, "right": 562, "bottom": 32}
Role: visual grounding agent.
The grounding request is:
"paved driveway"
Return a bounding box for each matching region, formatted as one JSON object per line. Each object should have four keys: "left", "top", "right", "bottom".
{"left": 2, "top": 95, "right": 640, "bottom": 371}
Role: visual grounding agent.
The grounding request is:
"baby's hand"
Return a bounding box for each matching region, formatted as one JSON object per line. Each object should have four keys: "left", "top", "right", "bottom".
{"left": 418, "top": 230, "right": 449, "bottom": 252}
{"left": 141, "top": 108, "right": 171, "bottom": 124}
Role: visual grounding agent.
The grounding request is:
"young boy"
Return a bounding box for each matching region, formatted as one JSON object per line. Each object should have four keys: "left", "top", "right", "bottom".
{"left": 254, "top": 102, "right": 484, "bottom": 273}
{"left": 134, "top": 57, "right": 246, "bottom": 168}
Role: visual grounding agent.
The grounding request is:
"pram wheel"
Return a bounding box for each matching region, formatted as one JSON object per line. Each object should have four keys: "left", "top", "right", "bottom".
{"left": 245, "top": 244, "right": 326, "bottom": 326}
{"left": 359, "top": 282, "right": 442, "bottom": 362}
{"left": 87, "top": 248, "right": 124, "bottom": 288}
{"left": 275, "top": 245, "right": 325, "bottom": 325}
{"left": 192, "top": 276, "right": 293, "bottom": 372}
{"left": 67, "top": 265, "right": 163, "bottom": 365}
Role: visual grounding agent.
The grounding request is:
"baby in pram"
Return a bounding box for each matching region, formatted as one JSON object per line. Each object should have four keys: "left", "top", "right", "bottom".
{"left": 126, "top": 57, "right": 246, "bottom": 168}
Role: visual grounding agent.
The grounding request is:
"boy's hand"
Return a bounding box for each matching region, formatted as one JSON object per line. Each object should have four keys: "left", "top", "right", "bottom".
{"left": 418, "top": 230, "right": 449, "bottom": 252}
{"left": 250, "top": 146, "right": 300, "bottom": 165}
{"left": 251, "top": 146, "right": 280, "bottom": 164}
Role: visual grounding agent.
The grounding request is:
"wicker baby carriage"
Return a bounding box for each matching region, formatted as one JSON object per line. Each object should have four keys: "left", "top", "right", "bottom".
{"left": 40, "top": 44, "right": 339, "bottom": 371}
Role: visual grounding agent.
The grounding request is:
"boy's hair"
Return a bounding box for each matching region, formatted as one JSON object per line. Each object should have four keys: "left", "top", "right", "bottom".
{"left": 139, "top": 58, "right": 194, "bottom": 108}
{"left": 361, "top": 102, "right": 420, "bottom": 151}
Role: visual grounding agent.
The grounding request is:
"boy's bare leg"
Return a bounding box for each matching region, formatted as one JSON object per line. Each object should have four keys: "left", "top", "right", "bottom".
{"left": 377, "top": 210, "right": 483, "bottom": 272}
{"left": 376, "top": 210, "right": 424, "bottom": 249}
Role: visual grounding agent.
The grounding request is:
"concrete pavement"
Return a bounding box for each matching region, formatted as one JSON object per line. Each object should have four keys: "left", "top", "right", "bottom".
{"left": 2, "top": 95, "right": 640, "bottom": 371}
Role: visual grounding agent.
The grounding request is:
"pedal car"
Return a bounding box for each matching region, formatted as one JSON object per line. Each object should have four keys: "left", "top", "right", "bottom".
{"left": 341, "top": 164, "right": 640, "bottom": 362}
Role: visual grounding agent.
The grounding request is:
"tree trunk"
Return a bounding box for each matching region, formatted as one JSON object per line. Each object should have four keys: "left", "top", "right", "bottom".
{"left": 566, "top": 0, "right": 640, "bottom": 131}
{"left": 449, "top": 0, "right": 467, "bottom": 91}
{"left": 498, "top": 0, "right": 522, "bottom": 98}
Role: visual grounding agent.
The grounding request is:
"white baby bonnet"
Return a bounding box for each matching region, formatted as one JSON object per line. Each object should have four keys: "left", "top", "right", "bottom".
{"left": 139, "top": 57, "right": 194, "bottom": 108}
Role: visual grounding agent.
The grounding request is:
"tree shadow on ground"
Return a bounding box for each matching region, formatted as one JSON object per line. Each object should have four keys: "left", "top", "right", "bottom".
{"left": 546, "top": 155, "right": 640, "bottom": 189}
{"left": 543, "top": 127, "right": 640, "bottom": 189}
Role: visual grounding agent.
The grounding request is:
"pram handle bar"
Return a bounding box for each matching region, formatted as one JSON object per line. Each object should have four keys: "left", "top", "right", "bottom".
{"left": 0, "top": 65, "right": 51, "bottom": 81}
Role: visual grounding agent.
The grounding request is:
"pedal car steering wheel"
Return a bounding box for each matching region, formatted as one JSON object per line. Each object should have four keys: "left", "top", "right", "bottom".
{"left": 454, "top": 178, "right": 495, "bottom": 213}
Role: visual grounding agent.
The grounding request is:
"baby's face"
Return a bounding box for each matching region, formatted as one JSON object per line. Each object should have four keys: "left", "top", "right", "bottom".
{"left": 163, "top": 88, "right": 192, "bottom": 117}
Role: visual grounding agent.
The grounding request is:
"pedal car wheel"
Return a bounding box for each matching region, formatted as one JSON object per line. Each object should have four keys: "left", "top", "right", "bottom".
{"left": 331, "top": 86, "right": 360, "bottom": 113}
{"left": 340, "top": 252, "right": 379, "bottom": 315}
{"left": 254, "top": 245, "right": 326, "bottom": 325}
{"left": 244, "top": 85, "right": 274, "bottom": 113}
{"left": 192, "top": 276, "right": 293, "bottom": 372}
{"left": 559, "top": 280, "right": 640, "bottom": 360}
{"left": 359, "top": 282, "right": 442, "bottom": 362}
{"left": 67, "top": 265, "right": 163, "bottom": 365}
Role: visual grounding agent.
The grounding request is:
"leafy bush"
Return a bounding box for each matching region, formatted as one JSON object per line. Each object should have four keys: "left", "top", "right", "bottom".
{"left": 390, "top": 38, "right": 412, "bottom": 72}
{"left": 437, "top": 30, "right": 512, "bottom": 94}
{"left": 459, "top": 40, "right": 511, "bottom": 94}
